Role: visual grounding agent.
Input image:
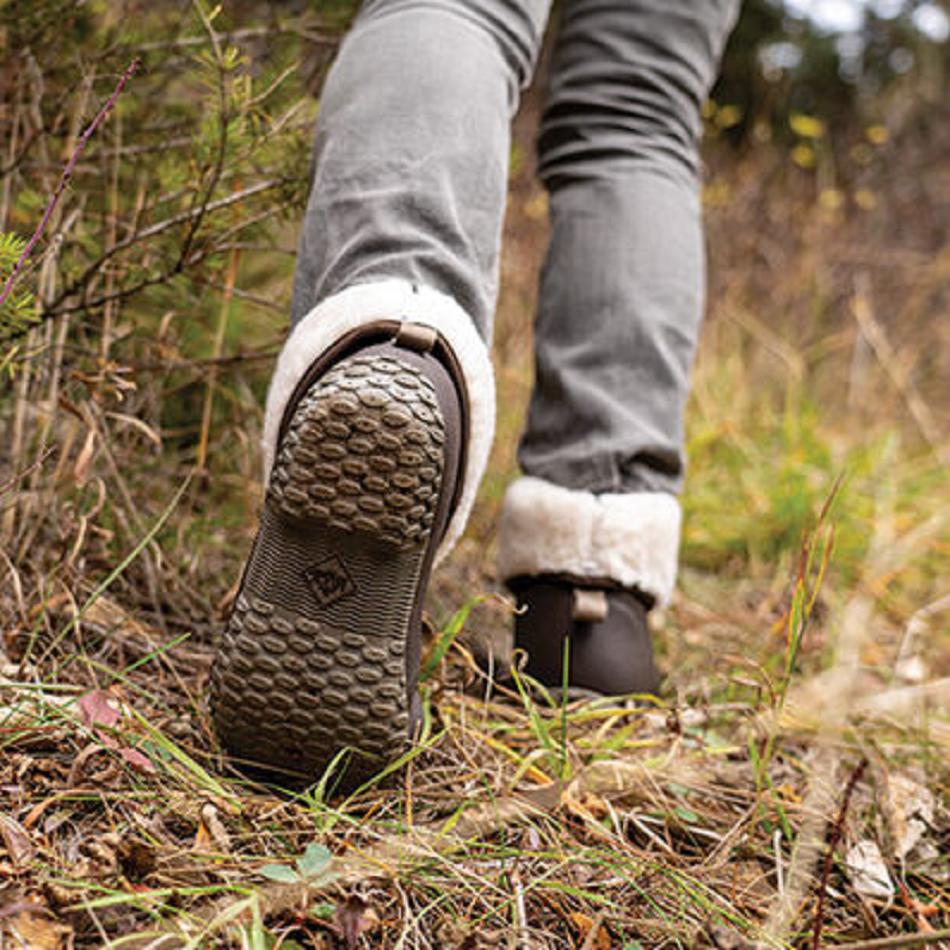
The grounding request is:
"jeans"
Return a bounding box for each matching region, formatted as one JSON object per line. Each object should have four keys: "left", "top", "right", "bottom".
{"left": 290, "top": 0, "right": 739, "bottom": 497}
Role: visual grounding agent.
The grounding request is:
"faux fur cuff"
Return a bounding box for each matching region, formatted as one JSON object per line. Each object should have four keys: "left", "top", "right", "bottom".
{"left": 262, "top": 279, "right": 495, "bottom": 564}
{"left": 497, "top": 476, "right": 682, "bottom": 606}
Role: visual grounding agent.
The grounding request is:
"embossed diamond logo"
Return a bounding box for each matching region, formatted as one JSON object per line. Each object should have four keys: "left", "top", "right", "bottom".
{"left": 303, "top": 555, "right": 356, "bottom": 608}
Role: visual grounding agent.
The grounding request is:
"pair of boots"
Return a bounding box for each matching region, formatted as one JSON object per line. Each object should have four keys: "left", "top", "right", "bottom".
{"left": 210, "top": 284, "right": 671, "bottom": 788}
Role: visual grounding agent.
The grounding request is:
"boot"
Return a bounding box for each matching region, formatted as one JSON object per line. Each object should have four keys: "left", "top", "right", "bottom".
{"left": 508, "top": 575, "right": 660, "bottom": 696}
{"left": 211, "top": 281, "right": 494, "bottom": 790}
{"left": 497, "top": 475, "right": 681, "bottom": 698}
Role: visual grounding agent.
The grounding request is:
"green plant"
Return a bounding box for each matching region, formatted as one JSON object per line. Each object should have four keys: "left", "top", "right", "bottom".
{"left": 259, "top": 842, "right": 334, "bottom": 885}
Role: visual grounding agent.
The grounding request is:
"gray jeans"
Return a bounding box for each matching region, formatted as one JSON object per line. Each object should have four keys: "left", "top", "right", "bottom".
{"left": 291, "top": 0, "right": 739, "bottom": 497}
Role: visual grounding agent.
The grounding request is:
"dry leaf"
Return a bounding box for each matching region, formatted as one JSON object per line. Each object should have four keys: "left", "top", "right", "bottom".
{"left": 570, "top": 911, "right": 610, "bottom": 949}
{"left": 334, "top": 895, "right": 378, "bottom": 948}
{"left": 883, "top": 773, "right": 934, "bottom": 860}
{"left": 5, "top": 910, "right": 71, "bottom": 950}
{"left": 197, "top": 803, "right": 231, "bottom": 853}
{"left": 73, "top": 428, "right": 96, "bottom": 487}
{"left": 116, "top": 837, "right": 157, "bottom": 882}
{"left": 78, "top": 689, "right": 120, "bottom": 728}
{"left": 119, "top": 746, "right": 155, "bottom": 773}
{"left": 0, "top": 814, "right": 34, "bottom": 867}
{"left": 845, "top": 840, "right": 894, "bottom": 900}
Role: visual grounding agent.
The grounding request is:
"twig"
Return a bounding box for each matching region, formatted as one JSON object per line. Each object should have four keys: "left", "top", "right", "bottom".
{"left": 512, "top": 869, "right": 528, "bottom": 950}
{"left": 195, "top": 245, "right": 239, "bottom": 472}
{"left": 773, "top": 828, "right": 785, "bottom": 900}
{"left": 32, "top": 177, "right": 284, "bottom": 323}
{"left": 125, "top": 22, "right": 338, "bottom": 53}
{"left": 811, "top": 757, "right": 868, "bottom": 950}
{"left": 176, "top": 0, "right": 230, "bottom": 276}
{"left": 0, "top": 446, "right": 54, "bottom": 496}
{"left": 0, "top": 59, "right": 139, "bottom": 310}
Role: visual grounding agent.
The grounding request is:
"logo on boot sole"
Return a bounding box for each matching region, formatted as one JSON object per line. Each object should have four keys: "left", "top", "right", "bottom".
{"left": 303, "top": 555, "right": 356, "bottom": 608}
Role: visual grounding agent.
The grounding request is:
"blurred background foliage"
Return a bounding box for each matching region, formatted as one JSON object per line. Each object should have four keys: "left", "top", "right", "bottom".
{"left": 715, "top": 0, "right": 948, "bottom": 146}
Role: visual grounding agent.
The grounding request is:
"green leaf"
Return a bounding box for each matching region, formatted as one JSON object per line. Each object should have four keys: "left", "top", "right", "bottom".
{"left": 309, "top": 902, "right": 336, "bottom": 921}
{"left": 259, "top": 863, "right": 299, "bottom": 883}
{"left": 419, "top": 595, "right": 484, "bottom": 683}
{"left": 296, "top": 842, "right": 332, "bottom": 880}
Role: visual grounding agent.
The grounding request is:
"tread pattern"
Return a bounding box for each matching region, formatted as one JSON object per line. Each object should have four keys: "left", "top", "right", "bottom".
{"left": 211, "top": 351, "right": 445, "bottom": 787}
{"left": 268, "top": 353, "right": 444, "bottom": 546}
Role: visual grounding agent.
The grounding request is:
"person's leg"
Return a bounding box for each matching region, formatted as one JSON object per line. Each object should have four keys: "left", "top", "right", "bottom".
{"left": 213, "top": 0, "right": 551, "bottom": 785}
{"left": 290, "top": 0, "right": 550, "bottom": 339}
{"left": 498, "top": 0, "right": 739, "bottom": 692}
{"left": 274, "top": 0, "right": 551, "bottom": 558}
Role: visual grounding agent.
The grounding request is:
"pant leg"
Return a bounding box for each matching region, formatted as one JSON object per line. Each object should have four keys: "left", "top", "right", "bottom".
{"left": 499, "top": 0, "right": 738, "bottom": 606}
{"left": 289, "top": 0, "right": 552, "bottom": 342}
{"left": 518, "top": 0, "right": 739, "bottom": 495}
{"left": 270, "top": 0, "right": 551, "bottom": 565}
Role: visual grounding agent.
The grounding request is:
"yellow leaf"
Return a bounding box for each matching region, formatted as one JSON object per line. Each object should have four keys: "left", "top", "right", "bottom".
{"left": 789, "top": 112, "right": 826, "bottom": 139}
{"left": 715, "top": 104, "right": 744, "bottom": 129}
{"left": 819, "top": 189, "right": 844, "bottom": 211}
{"left": 791, "top": 144, "right": 816, "bottom": 169}
{"left": 866, "top": 124, "right": 889, "bottom": 145}
{"left": 855, "top": 188, "right": 877, "bottom": 211}
{"left": 702, "top": 180, "right": 732, "bottom": 208}
{"left": 570, "top": 912, "right": 610, "bottom": 950}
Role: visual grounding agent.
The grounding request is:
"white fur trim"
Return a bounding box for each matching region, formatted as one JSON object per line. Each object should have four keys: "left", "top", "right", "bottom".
{"left": 497, "top": 476, "right": 682, "bottom": 606}
{"left": 262, "top": 279, "right": 495, "bottom": 564}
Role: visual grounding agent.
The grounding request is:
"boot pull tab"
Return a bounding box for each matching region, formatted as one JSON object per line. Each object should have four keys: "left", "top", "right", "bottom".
{"left": 394, "top": 322, "right": 437, "bottom": 354}
{"left": 572, "top": 588, "right": 609, "bottom": 623}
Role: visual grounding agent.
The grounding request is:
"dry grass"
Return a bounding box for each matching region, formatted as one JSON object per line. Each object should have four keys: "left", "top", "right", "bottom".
{"left": 1, "top": 5, "right": 948, "bottom": 947}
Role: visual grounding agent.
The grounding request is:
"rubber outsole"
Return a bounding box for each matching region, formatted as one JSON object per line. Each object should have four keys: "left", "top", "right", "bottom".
{"left": 210, "top": 350, "right": 446, "bottom": 789}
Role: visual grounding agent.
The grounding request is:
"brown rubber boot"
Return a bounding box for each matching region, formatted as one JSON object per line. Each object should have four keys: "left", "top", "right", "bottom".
{"left": 507, "top": 576, "right": 661, "bottom": 698}
{"left": 210, "top": 321, "right": 466, "bottom": 790}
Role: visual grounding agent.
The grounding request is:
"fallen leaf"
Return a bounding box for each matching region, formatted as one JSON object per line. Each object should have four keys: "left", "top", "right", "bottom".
{"left": 119, "top": 746, "right": 155, "bottom": 773}
{"left": 116, "top": 837, "right": 156, "bottom": 882}
{"left": 569, "top": 911, "right": 610, "bottom": 949}
{"left": 845, "top": 839, "right": 894, "bottom": 900}
{"left": 78, "top": 689, "right": 120, "bottom": 728}
{"left": 73, "top": 428, "right": 96, "bottom": 487}
{"left": 334, "top": 895, "right": 378, "bottom": 948}
{"left": 197, "top": 803, "right": 231, "bottom": 853}
{"left": 5, "top": 910, "right": 71, "bottom": 949}
{"left": 0, "top": 814, "right": 34, "bottom": 867}
{"left": 882, "top": 773, "right": 934, "bottom": 861}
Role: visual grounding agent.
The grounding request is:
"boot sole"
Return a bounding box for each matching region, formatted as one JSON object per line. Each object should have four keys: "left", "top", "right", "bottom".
{"left": 210, "top": 350, "right": 447, "bottom": 789}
